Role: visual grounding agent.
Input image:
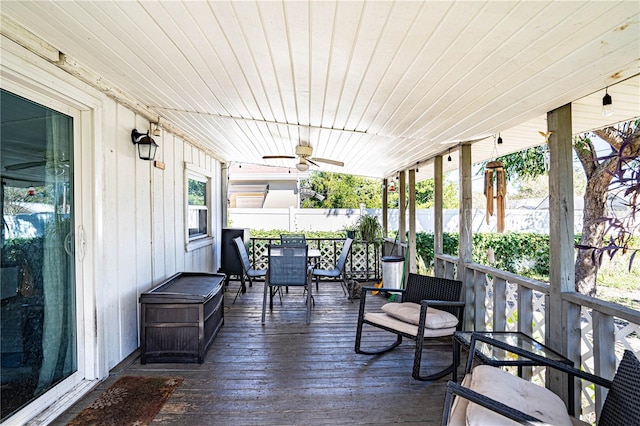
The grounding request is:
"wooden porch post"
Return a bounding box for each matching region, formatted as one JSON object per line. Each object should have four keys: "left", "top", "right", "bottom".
{"left": 398, "top": 170, "right": 406, "bottom": 244}
{"left": 221, "top": 162, "right": 229, "bottom": 227}
{"left": 459, "top": 144, "right": 474, "bottom": 330}
{"left": 434, "top": 155, "right": 444, "bottom": 277}
{"left": 408, "top": 169, "right": 417, "bottom": 273}
{"left": 547, "top": 103, "right": 577, "bottom": 401}
{"left": 382, "top": 178, "right": 389, "bottom": 238}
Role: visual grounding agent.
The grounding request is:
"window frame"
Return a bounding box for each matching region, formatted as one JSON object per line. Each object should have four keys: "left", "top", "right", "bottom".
{"left": 184, "top": 162, "right": 214, "bottom": 251}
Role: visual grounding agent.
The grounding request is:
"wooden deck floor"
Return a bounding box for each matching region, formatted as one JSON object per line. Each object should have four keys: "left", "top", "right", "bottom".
{"left": 51, "top": 279, "right": 462, "bottom": 425}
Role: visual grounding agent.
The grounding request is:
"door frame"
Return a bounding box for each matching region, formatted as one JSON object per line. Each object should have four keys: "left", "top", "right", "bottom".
{"left": 1, "top": 38, "right": 105, "bottom": 423}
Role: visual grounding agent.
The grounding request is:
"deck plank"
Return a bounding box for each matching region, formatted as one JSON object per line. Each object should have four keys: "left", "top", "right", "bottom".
{"left": 50, "top": 280, "right": 462, "bottom": 425}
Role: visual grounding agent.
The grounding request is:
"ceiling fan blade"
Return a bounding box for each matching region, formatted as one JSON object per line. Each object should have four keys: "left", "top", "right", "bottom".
{"left": 262, "top": 155, "right": 296, "bottom": 160}
{"left": 306, "top": 158, "right": 319, "bottom": 167}
{"left": 310, "top": 157, "right": 344, "bottom": 167}
{"left": 5, "top": 161, "right": 47, "bottom": 171}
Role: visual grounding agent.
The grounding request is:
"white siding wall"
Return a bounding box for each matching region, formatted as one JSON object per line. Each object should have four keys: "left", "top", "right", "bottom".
{"left": 102, "top": 104, "right": 219, "bottom": 369}
{"left": 1, "top": 38, "right": 221, "bottom": 379}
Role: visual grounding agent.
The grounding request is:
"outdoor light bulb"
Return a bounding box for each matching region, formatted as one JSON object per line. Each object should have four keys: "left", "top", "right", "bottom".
{"left": 602, "top": 91, "right": 613, "bottom": 117}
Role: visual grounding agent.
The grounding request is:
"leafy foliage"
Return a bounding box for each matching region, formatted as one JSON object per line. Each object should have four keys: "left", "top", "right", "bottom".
{"left": 302, "top": 171, "right": 459, "bottom": 210}
{"left": 387, "top": 179, "right": 459, "bottom": 209}
{"left": 478, "top": 145, "right": 548, "bottom": 182}
{"left": 187, "top": 178, "right": 206, "bottom": 205}
{"left": 417, "top": 232, "right": 562, "bottom": 279}
{"left": 302, "top": 172, "right": 382, "bottom": 208}
{"left": 356, "top": 214, "right": 382, "bottom": 242}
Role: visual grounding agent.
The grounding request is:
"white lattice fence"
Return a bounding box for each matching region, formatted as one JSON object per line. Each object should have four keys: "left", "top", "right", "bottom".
{"left": 578, "top": 308, "right": 640, "bottom": 423}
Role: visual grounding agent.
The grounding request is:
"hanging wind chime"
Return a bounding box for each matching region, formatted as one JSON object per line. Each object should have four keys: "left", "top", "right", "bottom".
{"left": 484, "top": 136, "right": 507, "bottom": 233}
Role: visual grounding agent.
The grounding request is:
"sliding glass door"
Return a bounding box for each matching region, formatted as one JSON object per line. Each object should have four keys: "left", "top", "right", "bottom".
{"left": 1, "top": 89, "right": 77, "bottom": 421}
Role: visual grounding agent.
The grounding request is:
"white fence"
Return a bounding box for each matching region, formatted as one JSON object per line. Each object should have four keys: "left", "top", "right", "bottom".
{"left": 229, "top": 207, "right": 585, "bottom": 234}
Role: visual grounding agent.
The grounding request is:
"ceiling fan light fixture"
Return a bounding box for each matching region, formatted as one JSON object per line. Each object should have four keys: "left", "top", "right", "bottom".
{"left": 296, "top": 160, "right": 309, "bottom": 172}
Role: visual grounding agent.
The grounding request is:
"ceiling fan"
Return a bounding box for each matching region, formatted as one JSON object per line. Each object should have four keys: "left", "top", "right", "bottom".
{"left": 262, "top": 144, "right": 344, "bottom": 171}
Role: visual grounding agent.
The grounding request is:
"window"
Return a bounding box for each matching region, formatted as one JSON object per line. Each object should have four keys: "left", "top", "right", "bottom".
{"left": 188, "top": 177, "right": 208, "bottom": 237}
{"left": 185, "top": 163, "right": 213, "bottom": 251}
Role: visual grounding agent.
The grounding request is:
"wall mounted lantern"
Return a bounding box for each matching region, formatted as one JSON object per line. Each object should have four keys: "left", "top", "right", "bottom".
{"left": 131, "top": 129, "right": 158, "bottom": 161}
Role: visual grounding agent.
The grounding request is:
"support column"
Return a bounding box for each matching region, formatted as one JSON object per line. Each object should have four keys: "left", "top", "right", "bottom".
{"left": 382, "top": 178, "right": 389, "bottom": 238}
{"left": 221, "top": 162, "right": 229, "bottom": 227}
{"left": 458, "top": 144, "right": 473, "bottom": 330}
{"left": 398, "top": 170, "right": 406, "bottom": 244}
{"left": 547, "top": 103, "right": 576, "bottom": 399}
{"left": 408, "top": 169, "right": 417, "bottom": 274}
{"left": 434, "top": 156, "right": 444, "bottom": 277}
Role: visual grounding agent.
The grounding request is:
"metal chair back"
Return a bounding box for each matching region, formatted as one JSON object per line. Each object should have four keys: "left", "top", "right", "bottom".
{"left": 268, "top": 244, "right": 308, "bottom": 286}
{"left": 334, "top": 237, "right": 353, "bottom": 273}
{"left": 233, "top": 236, "right": 253, "bottom": 273}
{"left": 280, "top": 234, "right": 306, "bottom": 246}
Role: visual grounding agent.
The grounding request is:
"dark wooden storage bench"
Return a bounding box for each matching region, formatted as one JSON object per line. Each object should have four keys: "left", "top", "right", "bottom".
{"left": 139, "top": 272, "right": 225, "bottom": 364}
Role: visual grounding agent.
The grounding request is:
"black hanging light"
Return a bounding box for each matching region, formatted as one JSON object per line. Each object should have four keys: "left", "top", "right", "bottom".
{"left": 131, "top": 129, "right": 159, "bottom": 161}
{"left": 602, "top": 87, "right": 613, "bottom": 117}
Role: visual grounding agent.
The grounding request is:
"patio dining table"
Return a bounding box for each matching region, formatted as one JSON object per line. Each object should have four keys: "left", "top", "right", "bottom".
{"left": 307, "top": 248, "right": 321, "bottom": 265}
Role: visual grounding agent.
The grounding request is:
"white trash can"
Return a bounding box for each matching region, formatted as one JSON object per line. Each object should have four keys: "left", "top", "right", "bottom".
{"left": 381, "top": 256, "right": 404, "bottom": 289}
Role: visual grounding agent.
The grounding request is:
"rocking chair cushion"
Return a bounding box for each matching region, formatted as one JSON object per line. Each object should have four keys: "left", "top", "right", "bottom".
{"left": 364, "top": 312, "right": 456, "bottom": 337}
{"left": 381, "top": 302, "right": 459, "bottom": 329}
{"left": 466, "top": 365, "right": 572, "bottom": 426}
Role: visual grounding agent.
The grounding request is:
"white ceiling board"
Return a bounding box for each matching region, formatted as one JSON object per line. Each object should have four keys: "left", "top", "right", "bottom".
{"left": 1, "top": 0, "right": 638, "bottom": 180}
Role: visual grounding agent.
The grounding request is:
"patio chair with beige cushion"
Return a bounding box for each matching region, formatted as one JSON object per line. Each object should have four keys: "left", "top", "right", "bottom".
{"left": 355, "top": 273, "right": 464, "bottom": 381}
{"left": 441, "top": 334, "right": 640, "bottom": 426}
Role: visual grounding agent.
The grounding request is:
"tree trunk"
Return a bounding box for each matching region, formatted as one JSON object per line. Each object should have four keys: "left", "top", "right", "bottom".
{"left": 575, "top": 166, "right": 613, "bottom": 296}
{"left": 574, "top": 126, "right": 640, "bottom": 296}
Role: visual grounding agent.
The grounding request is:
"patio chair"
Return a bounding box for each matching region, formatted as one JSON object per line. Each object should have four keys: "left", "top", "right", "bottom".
{"left": 232, "top": 236, "right": 267, "bottom": 303}
{"left": 280, "top": 233, "right": 306, "bottom": 245}
{"left": 441, "top": 336, "right": 640, "bottom": 426}
{"left": 263, "top": 244, "right": 313, "bottom": 324}
{"left": 312, "top": 237, "right": 353, "bottom": 296}
{"left": 355, "top": 273, "right": 464, "bottom": 380}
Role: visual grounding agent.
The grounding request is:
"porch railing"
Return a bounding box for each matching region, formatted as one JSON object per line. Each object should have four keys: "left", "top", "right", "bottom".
{"left": 435, "top": 253, "right": 640, "bottom": 424}
{"left": 249, "top": 237, "right": 381, "bottom": 281}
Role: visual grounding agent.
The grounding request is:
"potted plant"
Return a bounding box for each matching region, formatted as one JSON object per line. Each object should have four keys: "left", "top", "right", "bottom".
{"left": 357, "top": 214, "right": 382, "bottom": 243}
{"left": 344, "top": 222, "right": 358, "bottom": 239}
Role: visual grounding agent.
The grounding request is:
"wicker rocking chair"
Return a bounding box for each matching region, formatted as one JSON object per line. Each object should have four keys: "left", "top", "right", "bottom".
{"left": 355, "top": 273, "right": 464, "bottom": 381}
{"left": 442, "top": 333, "right": 640, "bottom": 425}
